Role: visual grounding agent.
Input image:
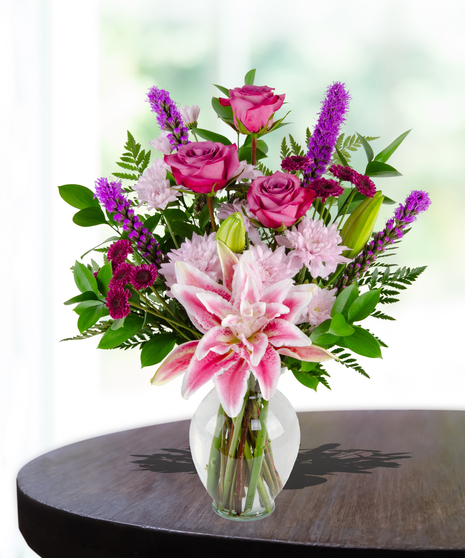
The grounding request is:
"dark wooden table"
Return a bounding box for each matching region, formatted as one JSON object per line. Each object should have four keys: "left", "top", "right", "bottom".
{"left": 17, "top": 410, "right": 465, "bottom": 557}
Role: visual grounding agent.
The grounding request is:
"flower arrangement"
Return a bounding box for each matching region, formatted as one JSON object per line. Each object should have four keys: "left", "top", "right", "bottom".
{"left": 60, "top": 69, "right": 430, "bottom": 519}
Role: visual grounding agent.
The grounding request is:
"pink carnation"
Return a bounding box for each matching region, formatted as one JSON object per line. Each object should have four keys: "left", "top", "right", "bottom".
{"left": 149, "top": 131, "right": 172, "bottom": 155}
{"left": 276, "top": 217, "right": 351, "bottom": 279}
{"left": 134, "top": 159, "right": 179, "bottom": 211}
{"left": 297, "top": 287, "right": 337, "bottom": 327}
{"left": 159, "top": 232, "right": 222, "bottom": 295}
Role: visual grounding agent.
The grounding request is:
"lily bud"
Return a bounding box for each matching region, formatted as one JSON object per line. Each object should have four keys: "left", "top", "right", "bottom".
{"left": 216, "top": 212, "right": 246, "bottom": 253}
{"left": 340, "top": 191, "right": 384, "bottom": 258}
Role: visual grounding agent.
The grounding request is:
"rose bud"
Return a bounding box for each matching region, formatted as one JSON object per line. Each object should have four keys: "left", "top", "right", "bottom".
{"left": 216, "top": 212, "right": 246, "bottom": 253}
{"left": 219, "top": 85, "right": 285, "bottom": 135}
{"left": 340, "top": 191, "right": 384, "bottom": 258}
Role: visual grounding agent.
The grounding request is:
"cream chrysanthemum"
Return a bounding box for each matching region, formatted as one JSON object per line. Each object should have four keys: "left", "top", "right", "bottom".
{"left": 297, "top": 287, "right": 337, "bottom": 327}
{"left": 134, "top": 159, "right": 179, "bottom": 211}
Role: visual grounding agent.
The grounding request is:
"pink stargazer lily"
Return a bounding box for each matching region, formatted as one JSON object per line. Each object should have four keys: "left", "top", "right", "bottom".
{"left": 151, "top": 241, "right": 334, "bottom": 417}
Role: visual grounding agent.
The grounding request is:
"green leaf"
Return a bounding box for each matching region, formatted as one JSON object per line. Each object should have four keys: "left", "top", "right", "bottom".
{"left": 163, "top": 208, "right": 187, "bottom": 221}
{"left": 310, "top": 320, "right": 340, "bottom": 347}
{"left": 374, "top": 130, "right": 411, "bottom": 163}
{"left": 335, "top": 147, "right": 349, "bottom": 167}
{"left": 212, "top": 98, "right": 234, "bottom": 121}
{"left": 143, "top": 214, "right": 161, "bottom": 232}
{"left": 214, "top": 84, "right": 230, "bottom": 96}
{"left": 112, "top": 172, "right": 139, "bottom": 181}
{"left": 365, "top": 161, "right": 402, "bottom": 178}
{"left": 111, "top": 318, "right": 125, "bottom": 330}
{"left": 194, "top": 128, "right": 232, "bottom": 145}
{"left": 96, "top": 261, "right": 112, "bottom": 296}
{"left": 98, "top": 313, "right": 144, "bottom": 350}
{"left": 59, "top": 184, "right": 100, "bottom": 209}
{"left": 293, "top": 370, "right": 320, "bottom": 391}
{"left": 348, "top": 289, "right": 381, "bottom": 322}
{"left": 199, "top": 202, "right": 211, "bottom": 229}
{"left": 244, "top": 69, "right": 256, "bottom": 85}
{"left": 140, "top": 333, "right": 177, "bottom": 368}
{"left": 74, "top": 299, "right": 104, "bottom": 315}
{"left": 328, "top": 314, "right": 354, "bottom": 337}
{"left": 73, "top": 207, "right": 108, "bottom": 227}
{"left": 338, "top": 326, "right": 382, "bottom": 358}
{"left": 170, "top": 220, "right": 198, "bottom": 239}
{"left": 382, "top": 196, "right": 396, "bottom": 205}
{"left": 331, "top": 283, "right": 359, "bottom": 318}
{"left": 356, "top": 133, "right": 374, "bottom": 162}
{"left": 74, "top": 260, "right": 98, "bottom": 295}
{"left": 64, "top": 291, "right": 99, "bottom": 305}
{"left": 78, "top": 304, "right": 109, "bottom": 333}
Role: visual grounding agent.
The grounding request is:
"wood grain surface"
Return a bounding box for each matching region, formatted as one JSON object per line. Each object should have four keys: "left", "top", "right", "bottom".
{"left": 17, "top": 410, "right": 465, "bottom": 557}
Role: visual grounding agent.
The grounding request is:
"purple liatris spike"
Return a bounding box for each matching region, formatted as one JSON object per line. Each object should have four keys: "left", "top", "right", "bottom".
{"left": 333, "top": 190, "right": 431, "bottom": 292}
{"left": 305, "top": 82, "right": 351, "bottom": 181}
{"left": 147, "top": 87, "right": 190, "bottom": 150}
{"left": 94, "top": 178, "right": 162, "bottom": 265}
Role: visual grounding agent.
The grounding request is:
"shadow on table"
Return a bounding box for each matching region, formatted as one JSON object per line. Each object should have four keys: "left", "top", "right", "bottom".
{"left": 285, "top": 444, "right": 411, "bottom": 489}
{"left": 131, "top": 444, "right": 411, "bottom": 488}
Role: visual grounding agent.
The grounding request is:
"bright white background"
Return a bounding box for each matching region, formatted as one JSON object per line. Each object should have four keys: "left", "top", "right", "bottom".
{"left": 1, "top": 1, "right": 464, "bottom": 556}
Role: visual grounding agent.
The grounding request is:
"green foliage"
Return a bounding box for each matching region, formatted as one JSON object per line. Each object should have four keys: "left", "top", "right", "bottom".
{"left": 374, "top": 130, "right": 411, "bottom": 164}
{"left": 331, "top": 348, "right": 370, "bottom": 378}
{"left": 244, "top": 69, "right": 256, "bottom": 85}
{"left": 112, "top": 131, "right": 151, "bottom": 182}
{"left": 98, "top": 313, "right": 145, "bottom": 349}
{"left": 256, "top": 162, "right": 273, "bottom": 176}
{"left": 195, "top": 129, "right": 231, "bottom": 145}
{"left": 365, "top": 161, "right": 402, "bottom": 178}
{"left": 140, "top": 333, "right": 177, "bottom": 368}
{"left": 74, "top": 260, "right": 99, "bottom": 295}
{"left": 286, "top": 358, "right": 331, "bottom": 391}
{"left": 59, "top": 184, "right": 100, "bottom": 209}
{"left": 331, "top": 133, "right": 379, "bottom": 167}
{"left": 359, "top": 265, "right": 427, "bottom": 306}
{"left": 72, "top": 207, "right": 108, "bottom": 227}
{"left": 60, "top": 321, "right": 112, "bottom": 342}
{"left": 279, "top": 134, "right": 305, "bottom": 159}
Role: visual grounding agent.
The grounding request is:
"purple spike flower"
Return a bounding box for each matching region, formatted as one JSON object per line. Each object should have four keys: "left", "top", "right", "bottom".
{"left": 305, "top": 82, "right": 351, "bottom": 182}
{"left": 147, "top": 87, "right": 190, "bottom": 150}
{"left": 94, "top": 178, "right": 162, "bottom": 265}
{"left": 334, "top": 190, "right": 431, "bottom": 292}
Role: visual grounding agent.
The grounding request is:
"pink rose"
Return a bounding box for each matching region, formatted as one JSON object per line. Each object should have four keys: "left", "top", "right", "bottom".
{"left": 219, "top": 85, "right": 285, "bottom": 134}
{"left": 164, "top": 141, "right": 240, "bottom": 194}
{"left": 247, "top": 171, "right": 315, "bottom": 229}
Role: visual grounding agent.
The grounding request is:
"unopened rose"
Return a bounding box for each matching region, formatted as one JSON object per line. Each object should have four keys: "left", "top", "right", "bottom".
{"left": 219, "top": 85, "right": 285, "bottom": 134}
{"left": 164, "top": 141, "right": 240, "bottom": 194}
{"left": 247, "top": 171, "right": 315, "bottom": 229}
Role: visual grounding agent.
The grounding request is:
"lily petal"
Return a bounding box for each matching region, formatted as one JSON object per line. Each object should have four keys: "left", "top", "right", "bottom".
{"left": 175, "top": 261, "right": 231, "bottom": 301}
{"left": 182, "top": 349, "right": 238, "bottom": 399}
{"left": 213, "top": 359, "right": 250, "bottom": 418}
{"left": 240, "top": 332, "right": 269, "bottom": 367}
{"left": 263, "top": 318, "right": 312, "bottom": 348}
{"left": 261, "top": 278, "right": 293, "bottom": 305}
{"left": 278, "top": 345, "right": 335, "bottom": 362}
{"left": 250, "top": 345, "right": 282, "bottom": 401}
{"left": 196, "top": 291, "right": 234, "bottom": 320}
{"left": 217, "top": 240, "right": 239, "bottom": 292}
{"left": 172, "top": 284, "right": 221, "bottom": 333}
{"left": 281, "top": 284, "right": 317, "bottom": 323}
{"left": 196, "top": 326, "right": 237, "bottom": 360}
{"left": 150, "top": 341, "right": 198, "bottom": 385}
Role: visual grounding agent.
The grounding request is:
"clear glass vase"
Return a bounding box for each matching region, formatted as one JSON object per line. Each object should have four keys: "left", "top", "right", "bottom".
{"left": 189, "top": 378, "right": 300, "bottom": 521}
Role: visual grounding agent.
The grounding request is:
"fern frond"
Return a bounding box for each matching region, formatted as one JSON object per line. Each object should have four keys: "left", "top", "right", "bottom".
{"left": 60, "top": 321, "right": 112, "bottom": 342}
{"left": 256, "top": 162, "right": 273, "bottom": 176}
{"left": 289, "top": 134, "right": 304, "bottom": 156}
{"left": 280, "top": 137, "right": 290, "bottom": 159}
{"left": 334, "top": 349, "right": 370, "bottom": 378}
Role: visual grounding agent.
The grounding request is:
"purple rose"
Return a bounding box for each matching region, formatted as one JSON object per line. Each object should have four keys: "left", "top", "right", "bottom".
{"left": 165, "top": 141, "right": 240, "bottom": 194}
{"left": 219, "top": 85, "right": 285, "bottom": 134}
{"left": 247, "top": 171, "right": 315, "bottom": 229}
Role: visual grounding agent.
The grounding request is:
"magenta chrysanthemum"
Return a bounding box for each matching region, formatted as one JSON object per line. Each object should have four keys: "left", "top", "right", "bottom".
{"left": 109, "top": 262, "right": 133, "bottom": 287}
{"left": 129, "top": 264, "right": 158, "bottom": 291}
{"left": 105, "top": 286, "right": 132, "bottom": 319}
{"left": 107, "top": 240, "right": 133, "bottom": 268}
{"left": 329, "top": 164, "right": 354, "bottom": 182}
{"left": 352, "top": 173, "right": 377, "bottom": 198}
{"left": 310, "top": 178, "right": 344, "bottom": 202}
{"left": 281, "top": 155, "right": 313, "bottom": 173}
{"left": 276, "top": 217, "right": 351, "bottom": 279}
{"left": 305, "top": 82, "right": 351, "bottom": 181}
